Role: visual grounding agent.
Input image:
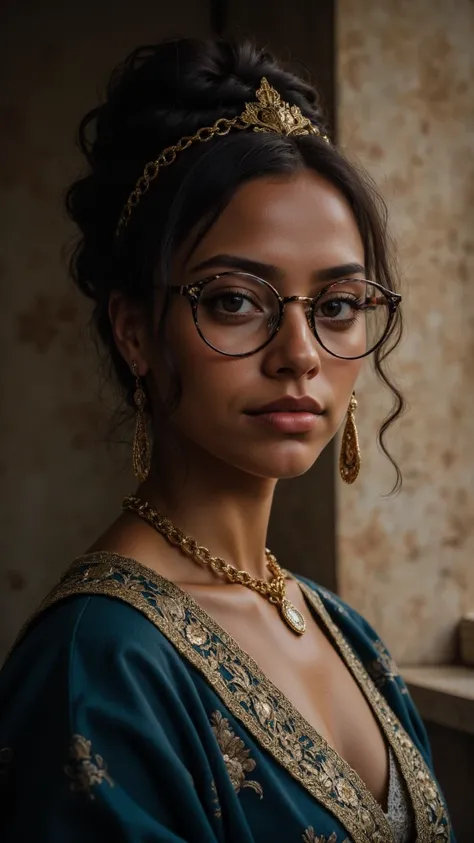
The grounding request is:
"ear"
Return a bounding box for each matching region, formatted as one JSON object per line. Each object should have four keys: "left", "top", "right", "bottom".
{"left": 108, "top": 292, "right": 151, "bottom": 377}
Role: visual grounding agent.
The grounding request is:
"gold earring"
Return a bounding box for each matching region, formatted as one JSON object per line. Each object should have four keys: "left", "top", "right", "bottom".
{"left": 339, "top": 393, "right": 360, "bottom": 484}
{"left": 131, "top": 362, "right": 151, "bottom": 482}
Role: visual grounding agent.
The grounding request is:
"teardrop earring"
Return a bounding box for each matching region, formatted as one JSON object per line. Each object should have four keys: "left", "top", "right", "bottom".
{"left": 131, "top": 362, "right": 151, "bottom": 482}
{"left": 339, "top": 393, "right": 361, "bottom": 484}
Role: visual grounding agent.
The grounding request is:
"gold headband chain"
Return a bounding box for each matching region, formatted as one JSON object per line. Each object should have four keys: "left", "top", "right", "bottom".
{"left": 116, "top": 77, "right": 330, "bottom": 235}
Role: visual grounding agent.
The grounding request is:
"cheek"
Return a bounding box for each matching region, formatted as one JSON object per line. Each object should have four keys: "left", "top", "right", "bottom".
{"left": 322, "top": 356, "right": 363, "bottom": 422}
{"left": 155, "top": 306, "right": 250, "bottom": 418}
{"left": 152, "top": 301, "right": 202, "bottom": 383}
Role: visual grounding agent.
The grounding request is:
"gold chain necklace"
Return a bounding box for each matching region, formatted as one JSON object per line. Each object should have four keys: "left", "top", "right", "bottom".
{"left": 122, "top": 495, "right": 307, "bottom": 635}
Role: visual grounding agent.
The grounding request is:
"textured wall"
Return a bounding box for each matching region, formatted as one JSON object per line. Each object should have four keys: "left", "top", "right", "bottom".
{"left": 337, "top": 0, "right": 474, "bottom": 663}
{"left": 0, "top": 0, "right": 208, "bottom": 661}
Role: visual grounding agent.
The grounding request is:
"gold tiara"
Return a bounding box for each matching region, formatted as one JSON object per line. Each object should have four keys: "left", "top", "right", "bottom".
{"left": 116, "top": 77, "right": 330, "bottom": 235}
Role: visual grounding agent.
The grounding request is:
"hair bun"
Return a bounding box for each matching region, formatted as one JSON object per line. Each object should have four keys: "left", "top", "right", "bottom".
{"left": 106, "top": 38, "right": 322, "bottom": 122}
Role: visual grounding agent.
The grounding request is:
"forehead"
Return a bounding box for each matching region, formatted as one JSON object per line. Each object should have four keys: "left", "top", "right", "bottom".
{"left": 187, "top": 169, "right": 364, "bottom": 274}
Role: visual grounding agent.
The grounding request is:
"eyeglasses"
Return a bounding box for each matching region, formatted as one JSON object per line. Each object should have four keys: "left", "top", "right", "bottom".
{"left": 169, "top": 271, "right": 401, "bottom": 360}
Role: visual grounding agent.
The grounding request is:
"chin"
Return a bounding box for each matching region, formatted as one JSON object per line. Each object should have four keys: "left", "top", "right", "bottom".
{"left": 238, "top": 440, "right": 327, "bottom": 481}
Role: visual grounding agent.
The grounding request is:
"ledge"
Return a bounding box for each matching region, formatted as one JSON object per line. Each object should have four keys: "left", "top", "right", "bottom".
{"left": 401, "top": 665, "right": 474, "bottom": 736}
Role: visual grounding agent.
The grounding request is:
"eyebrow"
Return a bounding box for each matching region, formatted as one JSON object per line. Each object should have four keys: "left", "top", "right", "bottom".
{"left": 190, "top": 253, "right": 367, "bottom": 283}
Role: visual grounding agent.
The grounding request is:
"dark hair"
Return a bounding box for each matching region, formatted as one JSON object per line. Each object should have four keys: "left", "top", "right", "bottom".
{"left": 65, "top": 37, "right": 404, "bottom": 487}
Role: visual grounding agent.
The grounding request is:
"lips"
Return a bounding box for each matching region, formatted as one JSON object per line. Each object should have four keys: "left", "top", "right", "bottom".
{"left": 247, "top": 396, "right": 323, "bottom": 415}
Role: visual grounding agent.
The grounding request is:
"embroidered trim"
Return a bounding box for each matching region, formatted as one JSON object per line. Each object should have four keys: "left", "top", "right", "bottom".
{"left": 65, "top": 734, "right": 114, "bottom": 799}
{"left": 298, "top": 582, "right": 449, "bottom": 843}
{"left": 18, "top": 553, "right": 449, "bottom": 843}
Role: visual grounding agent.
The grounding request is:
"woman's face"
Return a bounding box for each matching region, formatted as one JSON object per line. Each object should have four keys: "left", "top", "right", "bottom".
{"left": 146, "top": 169, "right": 365, "bottom": 480}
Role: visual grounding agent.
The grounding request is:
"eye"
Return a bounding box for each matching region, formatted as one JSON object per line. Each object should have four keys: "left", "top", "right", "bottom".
{"left": 315, "top": 294, "right": 362, "bottom": 321}
{"left": 198, "top": 274, "right": 277, "bottom": 322}
{"left": 210, "top": 290, "right": 260, "bottom": 315}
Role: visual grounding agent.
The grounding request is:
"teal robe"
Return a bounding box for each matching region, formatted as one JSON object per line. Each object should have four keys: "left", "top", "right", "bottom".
{"left": 0, "top": 552, "right": 453, "bottom": 842}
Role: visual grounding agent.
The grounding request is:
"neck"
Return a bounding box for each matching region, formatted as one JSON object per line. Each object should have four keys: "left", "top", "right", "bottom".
{"left": 137, "top": 443, "right": 278, "bottom": 581}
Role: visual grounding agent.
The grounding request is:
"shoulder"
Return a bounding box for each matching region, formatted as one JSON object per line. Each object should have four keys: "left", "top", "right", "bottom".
{"left": 4, "top": 551, "right": 190, "bottom": 675}
{"left": 6, "top": 590, "right": 172, "bottom": 663}
{"left": 0, "top": 594, "right": 219, "bottom": 840}
{"left": 0, "top": 588, "right": 205, "bottom": 779}
{"left": 0, "top": 589, "right": 189, "bottom": 721}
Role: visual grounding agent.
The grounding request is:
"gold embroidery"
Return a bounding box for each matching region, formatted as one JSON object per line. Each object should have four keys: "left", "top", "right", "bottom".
{"left": 211, "top": 710, "right": 263, "bottom": 800}
{"left": 189, "top": 760, "right": 222, "bottom": 818}
{"left": 65, "top": 734, "right": 114, "bottom": 799}
{"left": 20, "top": 553, "right": 450, "bottom": 843}
{"left": 369, "top": 639, "right": 401, "bottom": 688}
{"left": 299, "top": 582, "right": 450, "bottom": 843}
{"left": 186, "top": 619, "right": 211, "bottom": 646}
{"left": 319, "top": 596, "right": 408, "bottom": 699}
{"left": 210, "top": 778, "right": 223, "bottom": 818}
{"left": 302, "top": 830, "right": 349, "bottom": 843}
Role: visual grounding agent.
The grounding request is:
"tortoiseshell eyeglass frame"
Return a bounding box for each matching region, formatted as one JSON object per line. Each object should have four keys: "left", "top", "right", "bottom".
{"left": 168, "top": 271, "right": 402, "bottom": 360}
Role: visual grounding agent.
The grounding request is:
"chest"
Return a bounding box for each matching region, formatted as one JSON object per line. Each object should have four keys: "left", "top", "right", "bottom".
{"left": 182, "top": 579, "right": 389, "bottom": 806}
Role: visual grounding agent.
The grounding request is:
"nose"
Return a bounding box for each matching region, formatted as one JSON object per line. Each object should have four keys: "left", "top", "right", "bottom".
{"left": 262, "top": 299, "right": 321, "bottom": 380}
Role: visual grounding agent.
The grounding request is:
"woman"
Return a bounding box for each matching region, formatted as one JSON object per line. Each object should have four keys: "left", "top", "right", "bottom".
{"left": 0, "top": 37, "right": 453, "bottom": 843}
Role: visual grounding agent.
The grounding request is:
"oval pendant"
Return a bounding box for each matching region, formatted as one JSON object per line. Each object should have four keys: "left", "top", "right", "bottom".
{"left": 280, "top": 599, "right": 306, "bottom": 635}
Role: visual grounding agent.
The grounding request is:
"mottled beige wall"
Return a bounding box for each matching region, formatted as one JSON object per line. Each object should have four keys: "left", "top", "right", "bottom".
{"left": 3, "top": 0, "right": 473, "bottom": 668}
{"left": 0, "top": 0, "right": 208, "bottom": 661}
{"left": 337, "top": 0, "right": 474, "bottom": 663}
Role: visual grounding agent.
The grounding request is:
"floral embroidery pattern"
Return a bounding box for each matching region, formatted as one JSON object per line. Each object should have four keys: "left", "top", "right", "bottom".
{"left": 368, "top": 640, "right": 408, "bottom": 695}
{"left": 211, "top": 711, "right": 263, "bottom": 800}
{"left": 65, "top": 734, "right": 114, "bottom": 799}
{"left": 302, "top": 829, "right": 349, "bottom": 843}
{"left": 27, "top": 553, "right": 451, "bottom": 843}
